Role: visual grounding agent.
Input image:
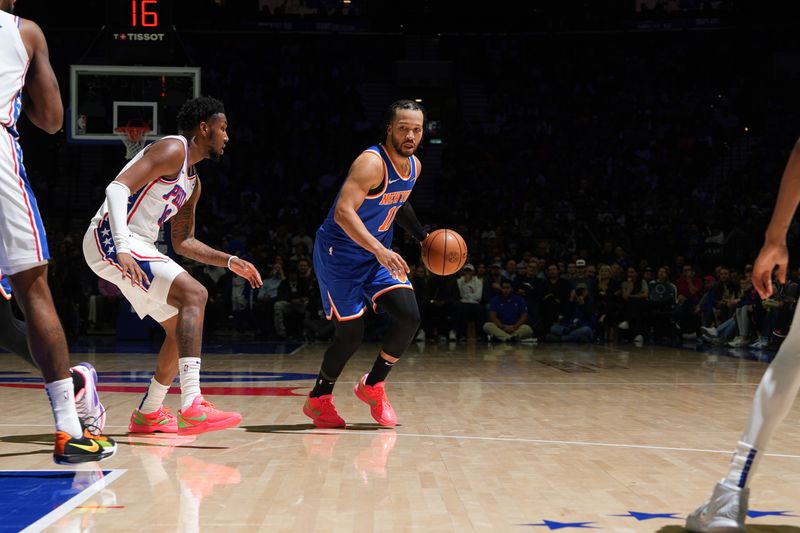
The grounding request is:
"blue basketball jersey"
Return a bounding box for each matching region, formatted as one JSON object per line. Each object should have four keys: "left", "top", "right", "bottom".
{"left": 317, "top": 144, "right": 418, "bottom": 257}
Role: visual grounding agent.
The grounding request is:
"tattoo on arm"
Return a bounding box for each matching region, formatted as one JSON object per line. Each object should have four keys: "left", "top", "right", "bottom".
{"left": 169, "top": 178, "right": 231, "bottom": 268}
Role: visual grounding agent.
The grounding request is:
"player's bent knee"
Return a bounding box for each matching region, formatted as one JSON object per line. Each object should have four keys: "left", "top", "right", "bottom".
{"left": 173, "top": 282, "right": 208, "bottom": 310}
{"left": 395, "top": 306, "right": 420, "bottom": 334}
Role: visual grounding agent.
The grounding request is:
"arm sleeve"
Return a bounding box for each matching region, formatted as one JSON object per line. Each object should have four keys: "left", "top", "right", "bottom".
{"left": 394, "top": 202, "right": 428, "bottom": 242}
{"left": 105, "top": 181, "right": 132, "bottom": 255}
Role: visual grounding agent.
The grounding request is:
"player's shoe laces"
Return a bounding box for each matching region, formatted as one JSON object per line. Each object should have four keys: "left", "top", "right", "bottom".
{"left": 686, "top": 481, "right": 748, "bottom": 532}
{"left": 176, "top": 396, "right": 242, "bottom": 435}
{"left": 53, "top": 430, "right": 117, "bottom": 465}
{"left": 129, "top": 406, "right": 178, "bottom": 433}
{"left": 303, "top": 394, "right": 346, "bottom": 428}
{"left": 71, "top": 362, "right": 106, "bottom": 433}
{"left": 354, "top": 374, "right": 397, "bottom": 427}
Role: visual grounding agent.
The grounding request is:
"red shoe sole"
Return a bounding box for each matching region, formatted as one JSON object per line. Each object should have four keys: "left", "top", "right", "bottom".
{"left": 177, "top": 414, "right": 242, "bottom": 435}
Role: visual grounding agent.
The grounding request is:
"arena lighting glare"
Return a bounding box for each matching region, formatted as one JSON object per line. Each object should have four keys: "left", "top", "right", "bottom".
{"left": 415, "top": 99, "right": 422, "bottom": 102}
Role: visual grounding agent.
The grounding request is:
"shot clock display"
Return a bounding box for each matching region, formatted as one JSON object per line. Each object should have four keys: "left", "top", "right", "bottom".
{"left": 104, "top": 0, "right": 174, "bottom": 61}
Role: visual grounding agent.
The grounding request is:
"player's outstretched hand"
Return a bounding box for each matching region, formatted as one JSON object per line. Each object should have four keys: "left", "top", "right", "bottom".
{"left": 375, "top": 247, "right": 410, "bottom": 282}
{"left": 752, "top": 240, "right": 789, "bottom": 299}
{"left": 117, "top": 252, "right": 150, "bottom": 289}
{"left": 230, "top": 257, "right": 263, "bottom": 288}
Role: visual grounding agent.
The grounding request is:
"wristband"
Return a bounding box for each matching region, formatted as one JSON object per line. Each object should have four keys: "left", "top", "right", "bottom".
{"left": 227, "top": 255, "right": 238, "bottom": 270}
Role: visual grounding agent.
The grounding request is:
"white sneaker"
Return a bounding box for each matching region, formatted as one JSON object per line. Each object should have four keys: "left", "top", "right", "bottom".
{"left": 415, "top": 329, "right": 426, "bottom": 342}
{"left": 448, "top": 329, "right": 457, "bottom": 341}
{"left": 686, "top": 481, "right": 748, "bottom": 532}
{"left": 749, "top": 337, "right": 766, "bottom": 349}
{"left": 727, "top": 336, "right": 748, "bottom": 348}
{"left": 633, "top": 334, "right": 644, "bottom": 343}
{"left": 701, "top": 326, "right": 719, "bottom": 337}
{"left": 520, "top": 337, "right": 537, "bottom": 344}
{"left": 617, "top": 321, "right": 630, "bottom": 330}
{"left": 70, "top": 362, "right": 106, "bottom": 433}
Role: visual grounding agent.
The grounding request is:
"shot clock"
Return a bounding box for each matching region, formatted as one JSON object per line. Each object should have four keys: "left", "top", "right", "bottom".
{"left": 104, "top": 0, "right": 174, "bottom": 60}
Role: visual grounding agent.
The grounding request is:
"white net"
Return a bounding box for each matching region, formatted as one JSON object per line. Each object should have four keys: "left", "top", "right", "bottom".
{"left": 114, "top": 126, "right": 149, "bottom": 160}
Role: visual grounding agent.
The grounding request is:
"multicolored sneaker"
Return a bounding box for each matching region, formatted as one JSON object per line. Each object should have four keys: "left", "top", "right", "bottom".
{"left": 129, "top": 406, "right": 178, "bottom": 433}
{"left": 53, "top": 431, "right": 116, "bottom": 465}
{"left": 303, "top": 394, "right": 346, "bottom": 428}
{"left": 354, "top": 374, "right": 397, "bottom": 427}
{"left": 71, "top": 363, "right": 106, "bottom": 433}
{"left": 176, "top": 396, "right": 242, "bottom": 435}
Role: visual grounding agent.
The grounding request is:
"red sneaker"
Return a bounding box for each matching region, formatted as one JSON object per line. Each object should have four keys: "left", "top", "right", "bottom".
{"left": 129, "top": 406, "right": 178, "bottom": 433}
{"left": 303, "top": 394, "right": 346, "bottom": 428}
{"left": 176, "top": 396, "right": 242, "bottom": 435}
{"left": 354, "top": 374, "right": 397, "bottom": 427}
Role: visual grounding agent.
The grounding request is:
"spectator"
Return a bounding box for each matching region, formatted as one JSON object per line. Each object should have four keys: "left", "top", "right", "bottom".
{"left": 455, "top": 264, "right": 484, "bottom": 342}
{"left": 274, "top": 266, "right": 313, "bottom": 339}
{"left": 621, "top": 266, "right": 649, "bottom": 344}
{"left": 648, "top": 266, "right": 678, "bottom": 340}
{"left": 547, "top": 283, "right": 596, "bottom": 342}
{"left": 483, "top": 280, "right": 535, "bottom": 342}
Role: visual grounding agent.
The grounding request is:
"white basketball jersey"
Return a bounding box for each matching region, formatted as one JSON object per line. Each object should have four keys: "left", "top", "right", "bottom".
{"left": 0, "top": 11, "right": 28, "bottom": 132}
{"left": 90, "top": 135, "right": 197, "bottom": 244}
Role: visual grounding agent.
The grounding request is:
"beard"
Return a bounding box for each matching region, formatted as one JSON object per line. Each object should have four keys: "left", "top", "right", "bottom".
{"left": 391, "top": 137, "right": 415, "bottom": 156}
{"left": 208, "top": 148, "right": 221, "bottom": 162}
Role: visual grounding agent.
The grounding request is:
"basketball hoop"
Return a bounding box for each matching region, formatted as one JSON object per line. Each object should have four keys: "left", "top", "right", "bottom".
{"left": 114, "top": 125, "right": 150, "bottom": 160}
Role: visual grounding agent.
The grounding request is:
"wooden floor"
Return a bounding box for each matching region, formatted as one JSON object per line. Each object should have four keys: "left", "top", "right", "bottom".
{"left": 2, "top": 341, "right": 800, "bottom": 532}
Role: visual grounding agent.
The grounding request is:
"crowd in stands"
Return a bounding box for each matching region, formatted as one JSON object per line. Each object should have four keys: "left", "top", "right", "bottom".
{"left": 11, "top": 4, "right": 800, "bottom": 355}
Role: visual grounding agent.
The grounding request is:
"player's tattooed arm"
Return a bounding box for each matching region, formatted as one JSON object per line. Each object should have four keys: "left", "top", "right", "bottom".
{"left": 171, "top": 178, "right": 263, "bottom": 288}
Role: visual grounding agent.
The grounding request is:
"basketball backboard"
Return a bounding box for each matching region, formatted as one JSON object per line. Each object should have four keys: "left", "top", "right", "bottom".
{"left": 69, "top": 65, "right": 201, "bottom": 143}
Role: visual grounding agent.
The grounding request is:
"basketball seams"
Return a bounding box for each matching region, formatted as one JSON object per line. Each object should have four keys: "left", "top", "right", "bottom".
{"left": 422, "top": 228, "right": 468, "bottom": 276}
{"left": 441, "top": 230, "right": 448, "bottom": 275}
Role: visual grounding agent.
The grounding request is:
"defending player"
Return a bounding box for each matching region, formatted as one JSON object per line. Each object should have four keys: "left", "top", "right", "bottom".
{"left": 304, "top": 100, "right": 429, "bottom": 428}
{"left": 687, "top": 137, "right": 800, "bottom": 531}
{"left": 82, "top": 96, "right": 262, "bottom": 435}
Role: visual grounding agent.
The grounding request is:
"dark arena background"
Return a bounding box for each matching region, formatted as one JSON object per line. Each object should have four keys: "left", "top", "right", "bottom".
{"left": 3, "top": 1, "right": 800, "bottom": 531}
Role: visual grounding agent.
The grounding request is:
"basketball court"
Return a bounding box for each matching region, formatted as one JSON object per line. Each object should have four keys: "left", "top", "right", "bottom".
{"left": 2, "top": 342, "right": 800, "bottom": 532}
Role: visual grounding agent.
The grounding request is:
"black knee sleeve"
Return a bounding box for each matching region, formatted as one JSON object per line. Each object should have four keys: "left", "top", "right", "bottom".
{"left": 376, "top": 288, "right": 421, "bottom": 357}
{"left": 319, "top": 317, "right": 364, "bottom": 381}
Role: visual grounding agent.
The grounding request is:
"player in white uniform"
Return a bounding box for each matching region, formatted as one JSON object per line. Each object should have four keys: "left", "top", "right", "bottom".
{"left": 687, "top": 139, "right": 800, "bottom": 531}
{"left": 0, "top": 0, "right": 115, "bottom": 464}
{"left": 83, "top": 96, "right": 262, "bottom": 435}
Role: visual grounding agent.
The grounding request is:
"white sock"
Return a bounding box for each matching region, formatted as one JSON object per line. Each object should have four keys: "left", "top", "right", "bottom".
{"left": 45, "top": 377, "right": 83, "bottom": 439}
{"left": 178, "top": 357, "right": 202, "bottom": 409}
{"left": 139, "top": 377, "right": 172, "bottom": 414}
{"left": 723, "top": 441, "right": 760, "bottom": 489}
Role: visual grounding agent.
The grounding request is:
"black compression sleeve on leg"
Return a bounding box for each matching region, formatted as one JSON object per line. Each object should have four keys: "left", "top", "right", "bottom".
{"left": 394, "top": 202, "right": 428, "bottom": 242}
{"left": 310, "top": 317, "right": 365, "bottom": 397}
{"left": 376, "top": 288, "right": 421, "bottom": 359}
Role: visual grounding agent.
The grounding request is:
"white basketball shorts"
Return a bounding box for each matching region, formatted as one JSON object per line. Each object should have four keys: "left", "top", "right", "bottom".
{"left": 0, "top": 127, "right": 49, "bottom": 275}
{"left": 83, "top": 217, "right": 185, "bottom": 323}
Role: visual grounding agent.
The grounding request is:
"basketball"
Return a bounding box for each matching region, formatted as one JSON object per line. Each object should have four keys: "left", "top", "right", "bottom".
{"left": 421, "top": 229, "right": 468, "bottom": 276}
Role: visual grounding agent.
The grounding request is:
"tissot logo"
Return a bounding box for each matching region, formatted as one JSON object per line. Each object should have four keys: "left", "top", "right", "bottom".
{"left": 113, "top": 32, "right": 166, "bottom": 41}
